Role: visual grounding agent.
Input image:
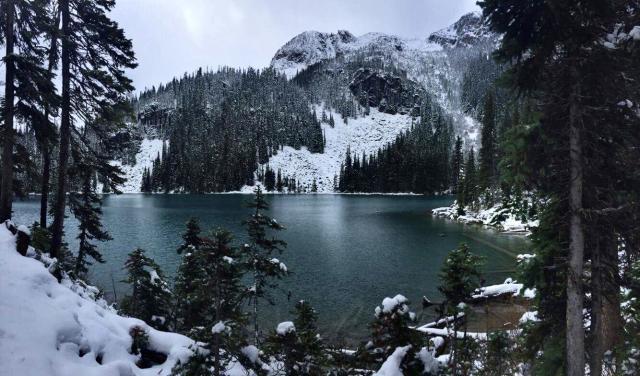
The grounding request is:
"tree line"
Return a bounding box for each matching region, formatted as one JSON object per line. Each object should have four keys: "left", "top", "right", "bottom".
{"left": 337, "top": 96, "right": 453, "bottom": 194}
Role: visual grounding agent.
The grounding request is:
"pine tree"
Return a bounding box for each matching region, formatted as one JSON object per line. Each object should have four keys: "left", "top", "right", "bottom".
{"left": 438, "top": 244, "right": 484, "bottom": 375}
{"left": 438, "top": 243, "right": 483, "bottom": 310}
{"left": 264, "top": 166, "right": 276, "bottom": 192}
{"left": 479, "top": 1, "right": 640, "bottom": 373}
{"left": 177, "top": 217, "right": 202, "bottom": 254}
{"left": 360, "top": 295, "right": 423, "bottom": 373}
{"left": 265, "top": 301, "right": 326, "bottom": 375}
{"left": 276, "top": 169, "right": 283, "bottom": 192}
{"left": 1, "top": 0, "right": 58, "bottom": 221}
{"left": 120, "top": 248, "right": 172, "bottom": 331}
{"left": 174, "top": 229, "right": 248, "bottom": 376}
{"left": 242, "top": 186, "right": 288, "bottom": 345}
{"left": 69, "top": 165, "right": 110, "bottom": 278}
{"left": 451, "top": 136, "right": 463, "bottom": 194}
{"left": 478, "top": 91, "right": 497, "bottom": 192}
{"left": 462, "top": 148, "right": 477, "bottom": 209}
{"left": 50, "top": 0, "right": 136, "bottom": 259}
{"left": 173, "top": 244, "right": 206, "bottom": 333}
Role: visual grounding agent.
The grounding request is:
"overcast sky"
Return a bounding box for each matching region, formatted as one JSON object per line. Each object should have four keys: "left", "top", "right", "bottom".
{"left": 112, "top": 0, "right": 479, "bottom": 92}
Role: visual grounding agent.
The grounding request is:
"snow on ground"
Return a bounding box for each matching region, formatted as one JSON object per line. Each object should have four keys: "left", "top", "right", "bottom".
{"left": 243, "top": 107, "right": 415, "bottom": 193}
{"left": 432, "top": 203, "right": 539, "bottom": 234}
{"left": 112, "top": 139, "right": 165, "bottom": 193}
{"left": 0, "top": 224, "right": 196, "bottom": 376}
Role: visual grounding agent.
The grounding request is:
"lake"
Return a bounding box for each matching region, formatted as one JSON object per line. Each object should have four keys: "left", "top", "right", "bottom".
{"left": 13, "top": 194, "right": 529, "bottom": 344}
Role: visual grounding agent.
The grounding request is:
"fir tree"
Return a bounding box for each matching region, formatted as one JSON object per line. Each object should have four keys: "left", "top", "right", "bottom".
{"left": 360, "top": 295, "right": 423, "bottom": 373}
{"left": 69, "top": 166, "right": 110, "bottom": 278}
{"left": 438, "top": 243, "right": 483, "bottom": 310}
{"left": 50, "top": 0, "right": 137, "bottom": 259}
{"left": 177, "top": 217, "right": 202, "bottom": 254}
{"left": 1, "top": 0, "right": 59, "bottom": 221}
{"left": 451, "top": 136, "right": 463, "bottom": 194}
{"left": 242, "top": 186, "right": 288, "bottom": 345}
{"left": 462, "top": 148, "right": 477, "bottom": 209}
{"left": 265, "top": 301, "right": 326, "bottom": 375}
{"left": 174, "top": 229, "right": 248, "bottom": 376}
{"left": 479, "top": 1, "right": 640, "bottom": 373}
{"left": 478, "top": 91, "right": 497, "bottom": 191}
{"left": 120, "top": 248, "right": 172, "bottom": 330}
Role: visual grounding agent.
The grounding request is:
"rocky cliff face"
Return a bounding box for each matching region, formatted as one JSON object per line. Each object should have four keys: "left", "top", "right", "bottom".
{"left": 349, "top": 68, "right": 423, "bottom": 116}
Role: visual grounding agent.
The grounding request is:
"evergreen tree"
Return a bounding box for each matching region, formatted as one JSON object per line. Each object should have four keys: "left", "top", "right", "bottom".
{"left": 174, "top": 229, "right": 247, "bottom": 376}
{"left": 451, "top": 136, "right": 463, "bottom": 194}
{"left": 120, "top": 248, "right": 171, "bottom": 330}
{"left": 276, "top": 169, "right": 283, "bottom": 192}
{"left": 177, "top": 217, "right": 202, "bottom": 254}
{"left": 478, "top": 91, "right": 497, "bottom": 191}
{"left": 0, "top": 0, "right": 58, "bottom": 221}
{"left": 438, "top": 243, "right": 483, "bottom": 310}
{"left": 479, "top": 331, "right": 516, "bottom": 376}
{"left": 264, "top": 166, "right": 276, "bottom": 192}
{"left": 68, "top": 166, "right": 110, "bottom": 278}
{"left": 265, "top": 301, "right": 326, "bottom": 375}
{"left": 462, "top": 148, "right": 477, "bottom": 209}
{"left": 480, "top": 1, "right": 640, "bottom": 373}
{"left": 173, "top": 244, "right": 206, "bottom": 333}
{"left": 360, "top": 295, "right": 424, "bottom": 374}
{"left": 242, "top": 186, "right": 288, "bottom": 345}
{"left": 438, "top": 245, "right": 484, "bottom": 375}
{"left": 50, "top": 0, "right": 136, "bottom": 259}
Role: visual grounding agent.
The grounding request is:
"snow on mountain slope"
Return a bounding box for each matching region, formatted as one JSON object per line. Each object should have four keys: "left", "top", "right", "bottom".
{"left": 0, "top": 225, "right": 195, "bottom": 376}
{"left": 244, "top": 107, "right": 414, "bottom": 193}
{"left": 266, "top": 12, "right": 494, "bottom": 192}
{"left": 271, "top": 29, "right": 443, "bottom": 79}
{"left": 428, "top": 11, "right": 493, "bottom": 48}
{"left": 112, "top": 139, "right": 165, "bottom": 193}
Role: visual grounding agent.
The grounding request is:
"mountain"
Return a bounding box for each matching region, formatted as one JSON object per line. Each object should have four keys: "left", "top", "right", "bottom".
{"left": 110, "top": 12, "right": 499, "bottom": 194}
{"left": 427, "top": 11, "right": 494, "bottom": 48}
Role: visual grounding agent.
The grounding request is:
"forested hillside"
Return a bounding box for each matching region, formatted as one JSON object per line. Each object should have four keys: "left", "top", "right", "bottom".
{"left": 135, "top": 67, "right": 324, "bottom": 192}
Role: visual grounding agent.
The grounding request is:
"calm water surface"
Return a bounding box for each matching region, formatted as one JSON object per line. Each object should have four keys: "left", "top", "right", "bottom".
{"left": 13, "top": 194, "right": 529, "bottom": 344}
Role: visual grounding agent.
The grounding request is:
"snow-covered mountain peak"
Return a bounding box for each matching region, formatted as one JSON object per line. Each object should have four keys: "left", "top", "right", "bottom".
{"left": 271, "top": 29, "right": 443, "bottom": 79}
{"left": 271, "top": 12, "right": 495, "bottom": 78}
{"left": 271, "top": 30, "right": 358, "bottom": 78}
{"left": 428, "top": 11, "right": 494, "bottom": 48}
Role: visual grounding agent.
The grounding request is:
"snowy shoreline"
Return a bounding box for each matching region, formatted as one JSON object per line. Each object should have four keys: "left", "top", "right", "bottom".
{"left": 432, "top": 203, "right": 538, "bottom": 235}
{"left": 22, "top": 191, "right": 432, "bottom": 197}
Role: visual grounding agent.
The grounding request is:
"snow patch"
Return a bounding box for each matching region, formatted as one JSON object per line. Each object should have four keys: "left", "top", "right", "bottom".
{"left": 245, "top": 107, "right": 414, "bottom": 193}
{"left": 112, "top": 139, "right": 166, "bottom": 193}
{"left": 276, "top": 321, "right": 295, "bottom": 336}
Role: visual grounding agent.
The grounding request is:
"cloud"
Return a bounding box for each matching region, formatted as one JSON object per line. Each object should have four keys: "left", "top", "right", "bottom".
{"left": 112, "top": 0, "right": 479, "bottom": 92}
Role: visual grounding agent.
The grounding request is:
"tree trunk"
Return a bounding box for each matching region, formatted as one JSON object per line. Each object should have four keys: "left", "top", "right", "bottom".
{"left": 566, "top": 79, "right": 585, "bottom": 376}
{"left": 39, "top": 6, "right": 61, "bottom": 229}
{"left": 50, "top": 0, "right": 71, "bottom": 259}
{"left": 590, "top": 232, "right": 622, "bottom": 375}
{"left": 40, "top": 148, "right": 50, "bottom": 227}
{"left": 1, "top": 0, "right": 16, "bottom": 222}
